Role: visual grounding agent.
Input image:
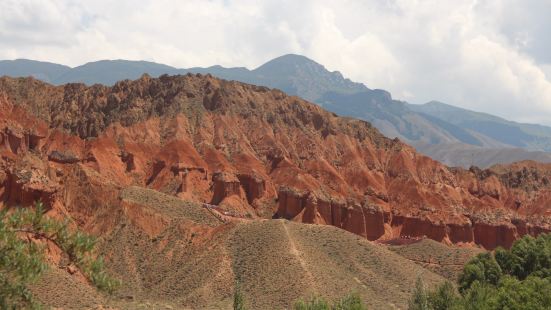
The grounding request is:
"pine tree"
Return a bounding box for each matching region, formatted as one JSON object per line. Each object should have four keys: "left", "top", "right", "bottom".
{"left": 0, "top": 202, "right": 118, "bottom": 308}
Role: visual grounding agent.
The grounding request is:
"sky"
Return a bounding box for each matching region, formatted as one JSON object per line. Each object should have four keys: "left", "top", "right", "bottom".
{"left": 1, "top": 0, "right": 551, "bottom": 125}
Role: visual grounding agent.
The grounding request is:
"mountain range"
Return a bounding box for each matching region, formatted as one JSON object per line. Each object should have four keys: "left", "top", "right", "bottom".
{"left": 1, "top": 68, "right": 550, "bottom": 308}
{"left": 2, "top": 55, "right": 551, "bottom": 168}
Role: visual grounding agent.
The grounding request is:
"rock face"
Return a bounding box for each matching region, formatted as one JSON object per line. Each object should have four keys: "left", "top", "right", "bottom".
{"left": 0, "top": 75, "right": 550, "bottom": 249}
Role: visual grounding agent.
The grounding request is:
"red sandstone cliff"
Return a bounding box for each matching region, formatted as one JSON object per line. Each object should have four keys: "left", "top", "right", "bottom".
{"left": 0, "top": 74, "right": 549, "bottom": 249}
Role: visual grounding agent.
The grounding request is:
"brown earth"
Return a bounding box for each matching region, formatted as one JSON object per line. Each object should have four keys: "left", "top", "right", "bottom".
{"left": 228, "top": 220, "right": 446, "bottom": 309}
{"left": 0, "top": 74, "right": 550, "bottom": 308}
{"left": 384, "top": 238, "right": 484, "bottom": 281}
{"left": 30, "top": 186, "right": 448, "bottom": 309}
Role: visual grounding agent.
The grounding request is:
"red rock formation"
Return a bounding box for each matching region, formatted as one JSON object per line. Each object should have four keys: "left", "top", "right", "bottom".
{"left": 211, "top": 172, "right": 244, "bottom": 205}
{"left": 237, "top": 173, "right": 266, "bottom": 204}
{"left": 0, "top": 75, "right": 549, "bottom": 249}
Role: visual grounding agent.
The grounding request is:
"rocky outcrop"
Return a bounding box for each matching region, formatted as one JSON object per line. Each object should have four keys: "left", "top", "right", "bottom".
{"left": 472, "top": 222, "right": 517, "bottom": 249}
{"left": 0, "top": 126, "right": 46, "bottom": 154}
{"left": 0, "top": 75, "right": 550, "bottom": 249}
{"left": 48, "top": 150, "right": 80, "bottom": 164}
{"left": 211, "top": 172, "right": 244, "bottom": 205}
{"left": 3, "top": 159, "right": 59, "bottom": 207}
{"left": 275, "top": 189, "right": 545, "bottom": 249}
{"left": 237, "top": 174, "right": 266, "bottom": 204}
{"left": 0, "top": 170, "right": 8, "bottom": 201}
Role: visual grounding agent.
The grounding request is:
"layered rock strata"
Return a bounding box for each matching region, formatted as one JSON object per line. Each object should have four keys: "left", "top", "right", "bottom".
{"left": 0, "top": 75, "right": 549, "bottom": 249}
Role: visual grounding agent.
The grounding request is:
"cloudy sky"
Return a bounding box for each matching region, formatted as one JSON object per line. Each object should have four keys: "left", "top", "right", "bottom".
{"left": 1, "top": 0, "right": 551, "bottom": 125}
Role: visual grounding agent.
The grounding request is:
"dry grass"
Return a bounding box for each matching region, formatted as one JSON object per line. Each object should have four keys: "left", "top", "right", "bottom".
{"left": 228, "top": 220, "right": 446, "bottom": 309}
{"left": 120, "top": 186, "right": 220, "bottom": 227}
{"left": 29, "top": 267, "right": 107, "bottom": 309}
{"left": 386, "top": 238, "right": 484, "bottom": 281}
{"left": 31, "top": 188, "right": 453, "bottom": 309}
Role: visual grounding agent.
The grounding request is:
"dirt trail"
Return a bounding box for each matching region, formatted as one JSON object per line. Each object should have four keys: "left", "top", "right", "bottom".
{"left": 281, "top": 220, "right": 317, "bottom": 292}
{"left": 405, "top": 258, "right": 466, "bottom": 267}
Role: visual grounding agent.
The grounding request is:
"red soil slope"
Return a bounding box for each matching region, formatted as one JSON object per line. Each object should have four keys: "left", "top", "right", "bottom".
{"left": 0, "top": 74, "right": 549, "bottom": 249}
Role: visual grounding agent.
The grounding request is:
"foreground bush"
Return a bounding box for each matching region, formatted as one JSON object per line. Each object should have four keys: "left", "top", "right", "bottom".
{"left": 294, "top": 293, "right": 367, "bottom": 310}
{"left": 233, "top": 280, "right": 246, "bottom": 310}
{"left": 409, "top": 233, "right": 551, "bottom": 310}
{"left": 0, "top": 202, "right": 118, "bottom": 308}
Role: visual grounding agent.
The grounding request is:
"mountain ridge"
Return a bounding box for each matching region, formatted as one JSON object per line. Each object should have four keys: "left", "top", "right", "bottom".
{"left": 1, "top": 74, "right": 550, "bottom": 247}
{"left": 2, "top": 55, "right": 551, "bottom": 168}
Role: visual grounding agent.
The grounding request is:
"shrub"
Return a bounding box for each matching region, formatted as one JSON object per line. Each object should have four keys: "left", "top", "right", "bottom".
{"left": 458, "top": 252, "right": 502, "bottom": 293}
{"left": 233, "top": 280, "right": 246, "bottom": 310}
{"left": 409, "top": 278, "right": 429, "bottom": 310}
{"left": 494, "top": 276, "right": 551, "bottom": 310}
{"left": 294, "top": 293, "right": 367, "bottom": 310}
{"left": 408, "top": 233, "right": 551, "bottom": 310}
{"left": 460, "top": 281, "right": 497, "bottom": 310}
{"left": 427, "top": 281, "right": 459, "bottom": 310}
{"left": 333, "top": 293, "right": 368, "bottom": 310}
{"left": 294, "top": 296, "right": 331, "bottom": 310}
{"left": 497, "top": 234, "right": 551, "bottom": 280}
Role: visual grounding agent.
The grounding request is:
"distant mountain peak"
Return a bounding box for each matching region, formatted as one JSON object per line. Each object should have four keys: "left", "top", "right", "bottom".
{"left": 3, "top": 55, "right": 551, "bottom": 168}
{"left": 254, "top": 53, "right": 327, "bottom": 74}
{"left": 0, "top": 59, "right": 71, "bottom": 83}
{"left": 0, "top": 55, "right": 367, "bottom": 101}
{"left": 259, "top": 54, "right": 347, "bottom": 78}
{"left": 260, "top": 53, "right": 317, "bottom": 65}
{"left": 424, "top": 100, "right": 447, "bottom": 106}
{"left": 251, "top": 54, "right": 367, "bottom": 101}
{"left": 372, "top": 89, "right": 392, "bottom": 101}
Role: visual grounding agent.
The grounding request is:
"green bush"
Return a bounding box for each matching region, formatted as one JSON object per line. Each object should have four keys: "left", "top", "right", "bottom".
{"left": 408, "top": 233, "right": 551, "bottom": 310}
{"left": 409, "top": 278, "right": 429, "bottom": 310}
{"left": 426, "top": 281, "right": 460, "bottom": 310}
{"left": 458, "top": 252, "right": 502, "bottom": 293}
{"left": 333, "top": 293, "right": 368, "bottom": 310}
{"left": 0, "top": 202, "right": 119, "bottom": 308}
{"left": 233, "top": 280, "right": 246, "bottom": 310}
{"left": 294, "top": 296, "right": 331, "bottom": 310}
{"left": 294, "top": 293, "right": 367, "bottom": 310}
{"left": 496, "top": 234, "right": 551, "bottom": 280}
{"left": 459, "top": 281, "right": 497, "bottom": 310}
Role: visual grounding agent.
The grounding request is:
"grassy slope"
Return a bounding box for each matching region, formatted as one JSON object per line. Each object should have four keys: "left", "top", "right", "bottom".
{"left": 386, "top": 239, "right": 484, "bottom": 281}
{"left": 31, "top": 188, "right": 450, "bottom": 309}
{"left": 229, "top": 220, "right": 446, "bottom": 309}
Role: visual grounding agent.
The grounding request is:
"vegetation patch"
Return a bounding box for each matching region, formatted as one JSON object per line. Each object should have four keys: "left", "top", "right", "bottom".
{"left": 409, "top": 233, "right": 551, "bottom": 309}
{"left": 0, "top": 202, "right": 118, "bottom": 308}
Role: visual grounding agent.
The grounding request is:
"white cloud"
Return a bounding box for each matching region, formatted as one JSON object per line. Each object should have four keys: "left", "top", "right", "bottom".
{"left": 0, "top": 0, "right": 550, "bottom": 124}
{"left": 543, "top": 65, "right": 551, "bottom": 81}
